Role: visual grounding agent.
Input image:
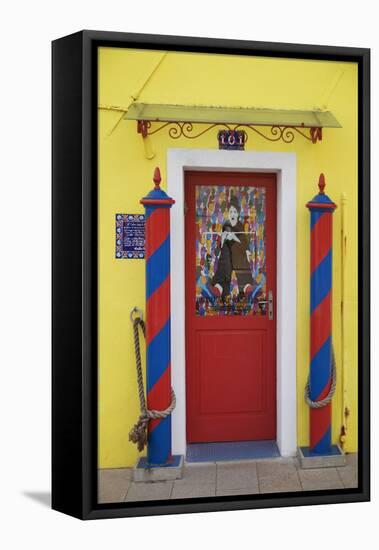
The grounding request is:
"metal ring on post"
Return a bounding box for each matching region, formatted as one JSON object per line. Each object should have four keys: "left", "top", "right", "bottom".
{"left": 130, "top": 307, "right": 144, "bottom": 323}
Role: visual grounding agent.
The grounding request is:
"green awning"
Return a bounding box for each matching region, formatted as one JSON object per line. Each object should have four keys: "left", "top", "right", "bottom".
{"left": 124, "top": 103, "right": 341, "bottom": 128}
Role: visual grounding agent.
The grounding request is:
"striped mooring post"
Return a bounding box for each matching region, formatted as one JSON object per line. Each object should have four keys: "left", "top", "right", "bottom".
{"left": 306, "top": 174, "right": 337, "bottom": 454}
{"left": 140, "top": 167, "right": 175, "bottom": 466}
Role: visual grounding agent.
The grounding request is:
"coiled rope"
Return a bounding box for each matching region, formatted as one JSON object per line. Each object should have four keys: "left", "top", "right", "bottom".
{"left": 304, "top": 347, "right": 337, "bottom": 409}
{"left": 128, "top": 308, "right": 176, "bottom": 452}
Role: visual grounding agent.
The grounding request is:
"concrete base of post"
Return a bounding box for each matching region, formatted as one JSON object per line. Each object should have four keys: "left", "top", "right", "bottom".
{"left": 297, "top": 445, "right": 346, "bottom": 469}
{"left": 132, "top": 455, "right": 184, "bottom": 482}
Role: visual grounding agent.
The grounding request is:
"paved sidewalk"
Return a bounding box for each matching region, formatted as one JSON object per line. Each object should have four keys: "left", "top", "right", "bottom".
{"left": 98, "top": 453, "right": 358, "bottom": 503}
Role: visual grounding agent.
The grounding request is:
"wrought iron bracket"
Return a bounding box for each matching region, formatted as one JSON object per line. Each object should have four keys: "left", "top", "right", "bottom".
{"left": 137, "top": 120, "right": 323, "bottom": 145}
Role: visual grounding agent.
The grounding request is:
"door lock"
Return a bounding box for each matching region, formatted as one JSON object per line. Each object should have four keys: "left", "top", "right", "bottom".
{"left": 258, "top": 290, "right": 274, "bottom": 320}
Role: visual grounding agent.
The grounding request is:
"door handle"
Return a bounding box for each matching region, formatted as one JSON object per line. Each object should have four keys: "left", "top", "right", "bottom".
{"left": 258, "top": 290, "right": 274, "bottom": 320}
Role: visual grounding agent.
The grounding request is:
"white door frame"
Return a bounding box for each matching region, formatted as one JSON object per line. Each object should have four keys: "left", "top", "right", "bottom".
{"left": 167, "top": 148, "right": 297, "bottom": 457}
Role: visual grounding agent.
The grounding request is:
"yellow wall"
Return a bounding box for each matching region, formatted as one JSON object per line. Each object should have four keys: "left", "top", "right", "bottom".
{"left": 98, "top": 47, "right": 358, "bottom": 468}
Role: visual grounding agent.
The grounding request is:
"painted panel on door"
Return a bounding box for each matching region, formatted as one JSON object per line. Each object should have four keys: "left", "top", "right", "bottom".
{"left": 185, "top": 171, "right": 277, "bottom": 444}
{"left": 195, "top": 185, "right": 266, "bottom": 316}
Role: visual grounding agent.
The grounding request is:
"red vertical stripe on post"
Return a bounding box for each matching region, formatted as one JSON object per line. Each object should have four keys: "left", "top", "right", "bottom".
{"left": 145, "top": 208, "right": 170, "bottom": 260}
{"left": 146, "top": 275, "right": 171, "bottom": 345}
{"left": 311, "top": 212, "right": 333, "bottom": 273}
{"left": 310, "top": 291, "right": 332, "bottom": 358}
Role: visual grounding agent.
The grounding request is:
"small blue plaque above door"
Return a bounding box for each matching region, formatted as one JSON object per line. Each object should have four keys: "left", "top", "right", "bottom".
{"left": 115, "top": 214, "right": 145, "bottom": 259}
{"left": 218, "top": 129, "right": 246, "bottom": 150}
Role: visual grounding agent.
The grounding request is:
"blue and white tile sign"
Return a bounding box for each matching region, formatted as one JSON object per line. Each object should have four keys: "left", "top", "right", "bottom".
{"left": 115, "top": 214, "right": 145, "bottom": 259}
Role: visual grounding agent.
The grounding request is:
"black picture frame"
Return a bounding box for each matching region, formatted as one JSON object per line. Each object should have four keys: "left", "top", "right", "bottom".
{"left": 52, "top": 30, "right": 370, "bottom": 520}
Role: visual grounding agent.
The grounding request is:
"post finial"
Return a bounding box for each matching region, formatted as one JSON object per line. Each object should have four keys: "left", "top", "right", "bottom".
{"left": 153, "top": 167, "right": 162, "bottom": 189}
{"left": 318, "top": 173, "right": 326, "bottom": 194}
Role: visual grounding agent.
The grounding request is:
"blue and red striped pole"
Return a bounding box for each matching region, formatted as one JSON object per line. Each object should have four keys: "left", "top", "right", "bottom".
{"left": 306, "top": 174, "right": 337, "bottom": 454}
{"left": 140, "top": 167, "right": 175, "bottom": 466}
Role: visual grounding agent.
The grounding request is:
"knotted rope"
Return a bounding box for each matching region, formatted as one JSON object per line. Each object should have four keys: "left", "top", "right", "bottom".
{"left": 304, "top": 347, "right": 337, "bottom": 409}
{"left": 128, "top": 308, "right": 176, "bottom": 452}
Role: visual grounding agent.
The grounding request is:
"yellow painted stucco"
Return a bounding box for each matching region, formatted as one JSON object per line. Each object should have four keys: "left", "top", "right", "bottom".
{"left": 98, "top": 47, "right": 358, "bottom": 468}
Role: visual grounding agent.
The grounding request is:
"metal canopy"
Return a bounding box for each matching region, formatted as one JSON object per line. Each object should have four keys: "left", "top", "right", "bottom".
{"left": 124, "top": 102, "right": 342, "bottom": 128}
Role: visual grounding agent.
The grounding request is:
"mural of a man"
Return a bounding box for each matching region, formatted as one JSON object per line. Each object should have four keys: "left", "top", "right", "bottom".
{"left": 210, "top": 195, "right": 256, "bottom": 299}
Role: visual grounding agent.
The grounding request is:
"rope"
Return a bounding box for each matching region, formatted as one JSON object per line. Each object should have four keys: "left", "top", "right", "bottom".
{"left": 128, "top": 308, "right": 176, "bottom": 452}
{"left": 304, "top": 347, "right": 337, "bottom": 409}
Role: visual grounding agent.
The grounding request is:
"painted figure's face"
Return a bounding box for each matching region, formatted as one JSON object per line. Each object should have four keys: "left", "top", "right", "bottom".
{"left": 228, "top": 205, "right": 239, "bottom": 227}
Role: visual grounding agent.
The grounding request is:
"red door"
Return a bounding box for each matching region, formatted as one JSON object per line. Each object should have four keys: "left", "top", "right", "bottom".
{"left": 185, "top": 171, "right": 277, "bottom": 443}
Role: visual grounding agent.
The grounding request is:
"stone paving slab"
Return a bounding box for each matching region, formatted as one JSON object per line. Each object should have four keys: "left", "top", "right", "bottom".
{"left": 216, "top": 485, "right": 260, "bottom": 496}
{"left": 257, "top": 459, "right": 298, "bottom": 479}
{"left": 259, "top": 474, "right": 302, "bottom": 494}
{"left": 255, "top": 459, "right": 302, "bottom": 494}
{"left": 178, "top": 462, "right": 217, "bottom": 485}
{"left": 217, "top": 461, "right": 259, "bottom": 492}
{"left": 337, "top": 464, "right": 358, "bottom": 488}
{"left": 125, "top": 481, "right": 173, "bottom": 502}
{"left": 171, "top": 483, "right": 216, "bottom": 499}
{"left": 98, "top": 468, "right": 131, "bottom": 503}
{"left": 298, "top": 467, "right": 344, "bottom": 490}
{"left": 344, "top": 453, "right": 358, "bottom": 467}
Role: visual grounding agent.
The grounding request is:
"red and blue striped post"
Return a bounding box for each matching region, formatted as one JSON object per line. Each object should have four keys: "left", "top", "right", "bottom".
{"left": 306, "top": 174, "right": 337, "bottom": 454}
{"left": 140, "top": 167, "right": 175, "bottom": 466}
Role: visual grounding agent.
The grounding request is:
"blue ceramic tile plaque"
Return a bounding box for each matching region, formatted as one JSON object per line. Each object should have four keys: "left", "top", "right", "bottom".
{"left": 115, "top": 214, "right": 145, "bottom": 259}
{"left": 218, "top": 129, "right": 246, "bottom": 150}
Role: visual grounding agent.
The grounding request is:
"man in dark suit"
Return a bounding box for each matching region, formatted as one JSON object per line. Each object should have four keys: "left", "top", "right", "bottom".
{"left": 211, "top": 196, "right": 255, "bottom": 299}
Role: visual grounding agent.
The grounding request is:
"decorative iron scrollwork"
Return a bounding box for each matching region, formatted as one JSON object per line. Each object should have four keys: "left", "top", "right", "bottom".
{"left": 137, "top": 120, "right": 322, "bottom": 144}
